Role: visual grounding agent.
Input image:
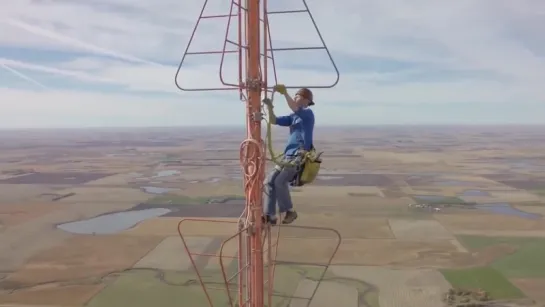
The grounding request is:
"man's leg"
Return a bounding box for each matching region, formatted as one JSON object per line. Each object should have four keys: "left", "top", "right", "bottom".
{"left": 263, "top": 167, "right": 280, "bottom": 224}
{"left": 273, "top": 165, "right": 299, "bottom": 224}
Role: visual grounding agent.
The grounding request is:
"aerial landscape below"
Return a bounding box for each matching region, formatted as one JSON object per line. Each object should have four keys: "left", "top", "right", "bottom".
{"left": 0, "top": 125, "right": 545, "bottom": 307}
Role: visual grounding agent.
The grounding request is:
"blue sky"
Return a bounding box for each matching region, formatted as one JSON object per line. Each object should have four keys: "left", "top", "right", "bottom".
{"left": 0, "top": 0, "right": 544, "bottom": 128}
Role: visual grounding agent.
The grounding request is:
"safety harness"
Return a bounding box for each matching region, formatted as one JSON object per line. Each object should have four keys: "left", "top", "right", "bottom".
{"left": 262, "top": 89, "right": 323, "bottom": 187}
{"left": 289, "top": 147, "right": 323, "bottom": 187}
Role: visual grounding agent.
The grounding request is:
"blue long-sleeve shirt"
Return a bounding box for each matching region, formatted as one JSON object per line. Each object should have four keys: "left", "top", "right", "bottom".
{"left": 275, "top": 108, "right": 314, "bottom": 156}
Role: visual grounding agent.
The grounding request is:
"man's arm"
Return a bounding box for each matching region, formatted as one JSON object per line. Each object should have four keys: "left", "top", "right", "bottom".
{"left": 265, "top": 104, "right": 291, "bottom": 126}
{"left": 274, "top": 84, "right": 299, "bottom": 112}
{"left": 283, "top": 92, "right": 300, "bottom": 113}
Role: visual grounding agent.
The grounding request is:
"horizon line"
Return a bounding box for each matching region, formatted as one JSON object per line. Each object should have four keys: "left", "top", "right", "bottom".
{"left": 0, "top": 123, "right": 544, "bottom": 131}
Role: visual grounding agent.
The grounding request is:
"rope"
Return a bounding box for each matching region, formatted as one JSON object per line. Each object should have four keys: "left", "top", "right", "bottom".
{"left": 261, "top": 90, "right": 305, "bottom": 168}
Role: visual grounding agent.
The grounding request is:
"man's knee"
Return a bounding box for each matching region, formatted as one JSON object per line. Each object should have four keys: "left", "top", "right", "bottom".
{"left": 273, "top": 173, "right": 291, "bottom": 190}
{"left": 264, "top": 171, "right": 277, "bottom": 187}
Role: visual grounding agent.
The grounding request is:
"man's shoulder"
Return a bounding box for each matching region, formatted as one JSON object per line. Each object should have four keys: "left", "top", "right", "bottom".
{"left": 295, "top": 107, "right": 314, "bottom": 117}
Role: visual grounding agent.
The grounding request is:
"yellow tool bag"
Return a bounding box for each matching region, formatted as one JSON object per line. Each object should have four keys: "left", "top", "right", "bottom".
{"left": 290, "top": 149, "right": 323, "bottom": 187}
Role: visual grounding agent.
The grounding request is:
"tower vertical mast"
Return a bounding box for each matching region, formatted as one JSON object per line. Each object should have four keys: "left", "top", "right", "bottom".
{"left": 245, "top": 0, "right": 264, "bottom": 306}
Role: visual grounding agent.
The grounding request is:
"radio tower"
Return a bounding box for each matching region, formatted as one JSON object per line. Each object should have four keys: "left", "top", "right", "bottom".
{"left": 175, "top": 0, "right": 340, "bottom": 306}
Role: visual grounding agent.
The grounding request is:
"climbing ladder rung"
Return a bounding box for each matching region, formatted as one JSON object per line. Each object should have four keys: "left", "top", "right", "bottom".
{"left": 201, "top": 14, "right": 237, "bottom": 19}
{"left": 185, "top": 50, "right": 238, "bottom": 55}
{"left": 271, "top": 46, "right": 326, "bottom": 51}
{"left": 201, "top": 13, "right": 264, "bottom": 22}
{"left": 267, "top": 9, "right": 308, "bottom": 14}
{"left": 225, "top": 40, "right": 274, "bottom": 59}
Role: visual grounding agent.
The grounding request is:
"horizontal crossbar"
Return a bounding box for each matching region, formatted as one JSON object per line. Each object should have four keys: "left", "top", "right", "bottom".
{"left": 225, "top": 40, "right": 274, "bottom": 59}
{"left": 202, "top": 9, "right": 308, "bottom": 17}
{"left": 267, "top": 9, "right": 308, "bottom": 14}
{"left": 185, "top": 50, "right": 237, "bottom": 55}
{"left": 199, "top": 13, "right": 264, "bottom": 23}
{"left": 201, "top": 14, "right": 236, "bottom": 19}
{"left": 186, "top": 46, "right": 324, "bottom": 55}
{"left": 270, "top": 46, "right": 325, "bottom": 51}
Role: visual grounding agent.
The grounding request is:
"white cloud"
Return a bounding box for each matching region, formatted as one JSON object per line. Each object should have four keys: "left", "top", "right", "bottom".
{"left": 0, "top": 0, "right": 544, "bottom": 128}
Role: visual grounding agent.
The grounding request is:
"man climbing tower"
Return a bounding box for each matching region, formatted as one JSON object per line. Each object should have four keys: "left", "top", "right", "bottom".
{"left": 262, "top": 84, "right": 315, "bottom": 225}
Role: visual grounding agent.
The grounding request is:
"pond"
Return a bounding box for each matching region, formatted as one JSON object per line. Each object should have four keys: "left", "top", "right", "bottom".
{"left": 413, "top": 195, "right": 447, "bottom": 202}
{"left": 433, "top": 180, "right": 477, "bottom": 186}
{"left": 476, "top": 203, "right": 541, "bottom": 220}
{"left": 154, "top": 170, "right": 180, "bottom": 178}
{"left": 412, "top": 195, "right": 465, "bottom": 204}
{"left": 57, "top": 208, "right": 171, "bottom": 234}
{"left": 461, "top": 190, "right": 490, "bottom": 196}
{"left": 140, "top": 186, "right": 177, "bottom": 194}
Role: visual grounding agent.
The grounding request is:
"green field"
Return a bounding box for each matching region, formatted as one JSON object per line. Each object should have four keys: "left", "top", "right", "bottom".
{"left": 458, "top": 235, "right": 545, "bottom": 277}
{"left": 87, "top": 264, "right": 327, "bottom": 307}
{"left": 439, "top": 235, "right": 545, "bottom": 300}
{"left": 531, "top": 189, "right": 545, "bottom": 196}
{"left": 440, "top": 267, "right": 524, "bottom": 299}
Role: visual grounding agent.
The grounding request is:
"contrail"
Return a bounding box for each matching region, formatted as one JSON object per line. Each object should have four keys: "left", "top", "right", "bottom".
{"left": 0, "top": 58, "right": 119, "bottom": 84}
{"left": 3, "top": 18, "right": 167, "bottom": 67}
{"left": 2, "top": 18, "right": 188, "bottom": 95}
{"left": 0, "top": 63, "right": 49, "bottom": 90}
{"left": 1, "top": 59, "right": 183, "bottom": 94}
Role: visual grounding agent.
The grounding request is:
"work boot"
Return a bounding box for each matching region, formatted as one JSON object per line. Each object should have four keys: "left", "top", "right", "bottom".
{"left": 282, "top": 210, "right": 298, "bottom": 224}
{"left": 262, "top": 215, "right": 277, "bottom": 226}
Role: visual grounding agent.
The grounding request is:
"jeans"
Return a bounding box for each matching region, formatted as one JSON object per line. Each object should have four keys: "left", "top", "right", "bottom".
{"left": 263, "top": 156, "right": 301, "bottom": 217}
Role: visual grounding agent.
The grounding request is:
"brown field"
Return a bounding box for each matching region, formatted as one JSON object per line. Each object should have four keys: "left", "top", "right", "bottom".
{"left": 0, "top": 126, "right": 544, "bottom": 307}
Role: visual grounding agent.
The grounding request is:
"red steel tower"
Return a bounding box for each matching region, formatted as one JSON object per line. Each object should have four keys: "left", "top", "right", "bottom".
{"left": 175, "top": 0, "right": 340, "bottom": 306}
